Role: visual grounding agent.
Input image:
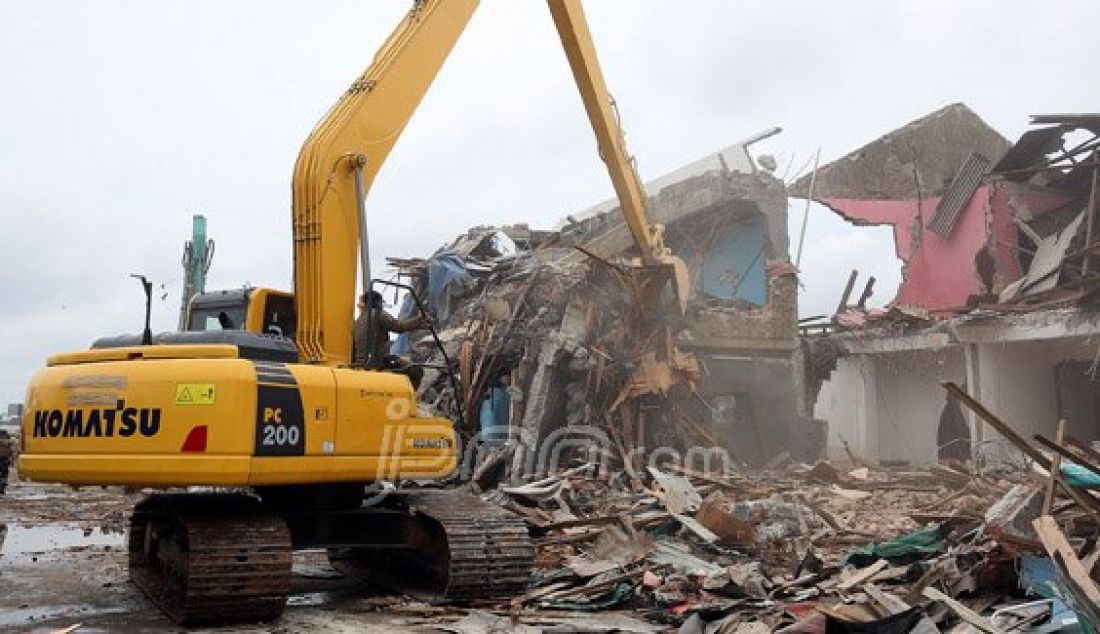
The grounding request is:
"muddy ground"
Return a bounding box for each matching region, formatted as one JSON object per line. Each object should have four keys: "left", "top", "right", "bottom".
{"left": 0, "top": 474, "right": 654, "bottom": 633}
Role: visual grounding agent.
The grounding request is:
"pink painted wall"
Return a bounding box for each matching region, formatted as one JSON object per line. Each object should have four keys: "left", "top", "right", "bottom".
{"left": 824, "top": 185, "right": 1070, "bottom": 313}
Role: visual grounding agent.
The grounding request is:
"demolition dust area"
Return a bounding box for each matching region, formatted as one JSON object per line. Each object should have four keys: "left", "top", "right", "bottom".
{"left": 4, "top": 107, "right": 1100, "bottom": 632}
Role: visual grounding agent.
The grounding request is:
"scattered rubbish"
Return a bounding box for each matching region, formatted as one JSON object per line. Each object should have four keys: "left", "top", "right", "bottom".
{"left": 479, "top": 444, "right": 1100, "bottom": 631}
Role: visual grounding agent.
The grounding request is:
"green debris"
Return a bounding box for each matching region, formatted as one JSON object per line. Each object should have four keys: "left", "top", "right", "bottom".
{"left": 845, "top": 524, "right": 946, "bottom": 567}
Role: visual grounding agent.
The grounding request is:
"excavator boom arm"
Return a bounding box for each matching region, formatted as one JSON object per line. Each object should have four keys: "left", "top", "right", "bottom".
{"left": 292, "top": 0, "right": 479, "bottom": 364}
{"left": 547, "top": 0, "right": 663, "bottom": 266}
{"left": 293, "top": 0, "right": 679, "bottom": 364}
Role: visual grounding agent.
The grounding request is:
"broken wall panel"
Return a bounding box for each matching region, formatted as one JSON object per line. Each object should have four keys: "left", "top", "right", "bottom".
{"left": 820, "top": 192, "right": 1002, "bottom": 312}
{"left": 790, "top": 103, "right": 1011, "bottom": 201}
{"left": 804, "top": 109, "right": 1100, "bottom": 480}
{"left": 818, "top": 174, "right": 1072, "bottom": 313}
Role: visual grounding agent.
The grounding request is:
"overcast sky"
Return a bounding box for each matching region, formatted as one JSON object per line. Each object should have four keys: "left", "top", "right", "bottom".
{"left": 1, "top": 0, "right": 1097, "bottom": 406}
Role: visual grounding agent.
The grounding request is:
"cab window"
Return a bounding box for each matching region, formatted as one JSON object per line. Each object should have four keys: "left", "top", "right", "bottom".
{"left": 262, "top": 295, "right": 296, "bottom": 338}
{"left": 188, "top": 306, "right": 247, "bottom": 331}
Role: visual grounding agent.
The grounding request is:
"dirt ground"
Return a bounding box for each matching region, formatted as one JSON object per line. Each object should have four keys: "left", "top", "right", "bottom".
{"left": 0, "top": 474, "right": 657, "bottom": 633}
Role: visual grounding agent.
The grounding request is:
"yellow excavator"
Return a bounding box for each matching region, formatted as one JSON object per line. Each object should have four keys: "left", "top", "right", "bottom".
{"left": 19, "top": 0, "right": 687, "bottom": 625}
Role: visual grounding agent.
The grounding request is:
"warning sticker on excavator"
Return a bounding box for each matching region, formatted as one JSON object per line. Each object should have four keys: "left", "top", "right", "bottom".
{"left": 175, "top": 383, "right": 216, "bottom": 406}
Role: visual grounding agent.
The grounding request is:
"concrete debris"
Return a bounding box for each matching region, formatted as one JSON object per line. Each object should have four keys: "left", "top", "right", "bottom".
{"left": 796, "top": 111, "right": 1100, "bottom": 566}
{"left": 790, "top": 103, "right": 1010, "bottom": 202}
{"left": 648, "top": 467, "right": 702, "bottom": 515}
{"left": 3, "top": 450, "right": 1086, "bottom": 629}
{"left": 480, "top": 438, "right": 1100, "bottom": 631}
{"left": 389, "top": 150, "right": 811, "bottom": 472}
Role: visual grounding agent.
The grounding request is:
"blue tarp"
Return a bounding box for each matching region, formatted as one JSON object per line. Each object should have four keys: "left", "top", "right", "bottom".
{"left": 392, "top": 251, "right": 471, "bottom": 355}
{"left": 1018, "top": 554, "right": 1089, "bottom": 632}
{"left": 1061, "top": 462, "right": 1100, "bottom": 488}
{"left": 479, "top": 387, "right": 511, "bottom": 440}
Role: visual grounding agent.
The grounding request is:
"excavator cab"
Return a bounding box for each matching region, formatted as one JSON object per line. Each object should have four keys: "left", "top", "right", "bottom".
{"left": 87, "top": 287, "right": 300, "bottom": 363}
{"left": 186, "top": 287, "right": 296, "bottom": 337}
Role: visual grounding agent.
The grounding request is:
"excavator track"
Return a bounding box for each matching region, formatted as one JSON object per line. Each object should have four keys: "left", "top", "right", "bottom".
{"left": 128, "top": 489, "right": 532, "bottom": 625}
{"left": 128, "top": 493, "right": 292, "bottom": 626}
{"left": 405, "top": 489, "right": 535, "bottom": 600}
{"left": 327, "top": 489, "right": 534, "bottom": 601}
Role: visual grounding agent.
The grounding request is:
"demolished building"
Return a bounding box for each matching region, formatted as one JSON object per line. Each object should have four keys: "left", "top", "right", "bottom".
{"left": 795, "top": 104, "right": 1100, "bottom": 469}
{"left": 389, "top": 131, "right": 809, "bottom": 478}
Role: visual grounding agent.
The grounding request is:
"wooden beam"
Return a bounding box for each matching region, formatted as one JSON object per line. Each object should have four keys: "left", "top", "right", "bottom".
{"left": 1083, "top": 156, "right": 1099, "bottom": 275}
{"left": 836, "top": 269, "right": 859, "bottom": 314}
{"left": 1032, "top": 515, "right": 1100, "bottom": 624}
{"left": 1043, "top": 420, "right": 1067, "bottom": 515}
{"left": 1066, "top": 433, "right": 1100, "bottom": 465}
{"left": 1035, "top": 433, "right": 1100, "bottom": 482}
{"left": 921, "top": 587, "right": 1005, "bottom": 633}
{"left": 836, "top": 559, "right": 888, "bottom": 591}
{"left": 943, "top": 382, "right": 1050, "bottom": 468}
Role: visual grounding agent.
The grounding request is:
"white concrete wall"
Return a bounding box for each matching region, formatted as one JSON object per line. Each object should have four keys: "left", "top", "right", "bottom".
{"left": 872, "top": 349, "right": 965, "bottom": 465}
{"left": 816, "top": 331, "right": 1100, "bottom": 468}
{"left": 1054, "top": 360, "right": 1097, "bottom": 441}
{"left": 973, "top": 341, "right": 1059, "bottom": 463}
{"left": 817, "top": 347, "right": 964, "bottom": 466}
{"left": 816, "top": 355, "right": 876, "bottom": 461}
{"left": 972, "top": 337, "right": 1099, "bottom": 463}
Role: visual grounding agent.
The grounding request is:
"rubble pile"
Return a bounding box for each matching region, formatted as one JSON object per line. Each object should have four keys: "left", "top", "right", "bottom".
{"left": 390, "top": 225, "right": 702, "bottom": 483}
{"left": 481, "top": 439, "right": 1099, "bottom": 632}
{"left": 986, "top": 115, "right": 1100, "bottom": 314}
{"left": 373, "top": 122, "right": 1100, "bottom": 630}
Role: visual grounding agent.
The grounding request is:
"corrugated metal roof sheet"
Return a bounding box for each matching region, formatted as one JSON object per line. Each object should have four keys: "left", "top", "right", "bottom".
{"left": 928, "top": 152, "right": 989, "bottom": 237}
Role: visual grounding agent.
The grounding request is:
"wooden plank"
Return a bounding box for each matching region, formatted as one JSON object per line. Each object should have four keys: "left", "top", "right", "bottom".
{"left": 1043, "top": 420, "right": 1067, "bottom": 515}
{"left": 1032, "top": 434, "right": 1100, "bottom": 522}
{"left": 1035, "top": 433, "right": 1100, "bottom": 479}
{"left": 921, "top": 587, "right": 1005, "bottom": 633}
{"left": 863, "top": 583, "right": 910, "bottom": 613}
{"left": 673, "top": 514, "right": 718, "bottom": 543}
{"left": 836, "top": 559, "right": 888, "bottom": 591}
{"left": 538, "top": 514, "right": 622, "bottom": 531}
{"left": 511, "top": 580, "right": 575, "bottom": 606}
{"left": 1032, "top": 514, "right": 1100, "bottom": 623}
{"left": 663, "top": 464, "right": 743, "bottom": 491}
{"left": 1082, "top": 158, "right": 1098, "bottom": 275}
{"left": 1065, "top": 433, "right": 1100, "bottom": 466}
{"left": 863, "top": 584, "right": 939, "bottom": 634}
